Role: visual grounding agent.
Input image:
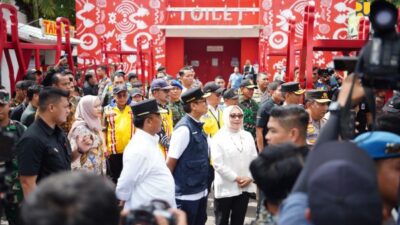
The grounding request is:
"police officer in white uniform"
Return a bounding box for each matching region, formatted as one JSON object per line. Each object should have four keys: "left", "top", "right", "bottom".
{"left": 116, "top": 99, "right": 176, "bottom": 210}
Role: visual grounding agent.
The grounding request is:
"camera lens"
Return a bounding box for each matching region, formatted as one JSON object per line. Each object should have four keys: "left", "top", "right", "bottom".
{"left": 375, "top": 11, "right": 392, "bottom": 27}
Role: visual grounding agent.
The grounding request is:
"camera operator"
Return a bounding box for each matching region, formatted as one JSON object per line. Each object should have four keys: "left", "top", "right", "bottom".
{"left": 0, "top": 89, "right": 27, "bottom": 225}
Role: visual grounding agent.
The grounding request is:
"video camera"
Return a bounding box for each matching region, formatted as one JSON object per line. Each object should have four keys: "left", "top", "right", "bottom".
{"left": 317, "top": 68, "right": 335, "bottom": 77}
{"left": 123, "top": 200, "right": 176, "bottom": 225}
{"left": 334, "top": 1, "right": 400, "bottom": 90}
{"left": 358, "top": 0, "right": 400, "bottom": 90}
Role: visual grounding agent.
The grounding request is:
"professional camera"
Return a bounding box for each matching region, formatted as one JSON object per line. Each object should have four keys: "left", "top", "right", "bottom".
{"left": 123, "top": 200, "right": 176, "bottom": 225}
{"left": 317, "top": 68, "right": 335, "bottom": 77}
{"left": 356, "top": 0, "right": 400, "bottom": 90}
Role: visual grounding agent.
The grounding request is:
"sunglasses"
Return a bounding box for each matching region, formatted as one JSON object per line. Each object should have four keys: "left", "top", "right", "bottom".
{"left": 230, "top": 113, "right": 244, "bottom": 119}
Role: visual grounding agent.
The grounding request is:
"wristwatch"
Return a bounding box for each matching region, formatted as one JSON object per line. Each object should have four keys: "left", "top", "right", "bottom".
{"left": 328, "top": 101, "right": 341, "bottom": 114}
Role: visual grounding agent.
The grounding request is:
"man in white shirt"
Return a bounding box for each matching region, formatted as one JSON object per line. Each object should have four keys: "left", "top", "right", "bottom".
{"left": 116, "top": 99, "right": 176, "bottom": 210}
{"left": 167, "top": 88, "right": 210, "bottom": 225}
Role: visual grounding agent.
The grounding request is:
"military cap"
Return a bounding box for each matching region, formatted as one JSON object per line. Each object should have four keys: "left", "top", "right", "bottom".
{"left": 306, "top": 89, "right": 331, "bottom": 103}
{"left": 180, "top": 87, "right": 206, "bottom": 104}
{"left": 354, "top": 131, "right": 400, "bottom": 160}
{"left": 223, "top": 88, "right": 239, "bottom": 100}
{"left": 203, "top": 81, "right": 224, "bottom": 97}
{"left": 240, "top": 79, "right": 257, "bottom": 88}
{"left": 131, "top": 99, "right": 167, "bottom": 118}
{"left": 281, "top": 82, "right": 305, "bottom": 95}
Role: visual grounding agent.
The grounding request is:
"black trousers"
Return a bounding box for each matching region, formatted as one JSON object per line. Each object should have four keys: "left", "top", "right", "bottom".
{"left": 214, "top": 193, "right": 250, "bottom": 225}
{"left": 107, "top": 153, "right": 123, "bottom": 183}
{"left": 176, "top": 197, "right": 208, "bottom": 225}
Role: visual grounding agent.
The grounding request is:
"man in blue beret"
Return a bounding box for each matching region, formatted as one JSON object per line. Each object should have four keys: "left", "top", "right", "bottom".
{"left": 355, "top": 131, "right": 400, "bottom": 225}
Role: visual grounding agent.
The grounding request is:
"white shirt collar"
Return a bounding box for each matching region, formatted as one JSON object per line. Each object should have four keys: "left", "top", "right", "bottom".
{"left": 135, "top": 128, "right": 160, "bottom": 143}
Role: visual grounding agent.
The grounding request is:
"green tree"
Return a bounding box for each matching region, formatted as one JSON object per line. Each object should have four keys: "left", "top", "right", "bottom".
{"left": 5, "top": 0, "right": 75, "bottom": 26}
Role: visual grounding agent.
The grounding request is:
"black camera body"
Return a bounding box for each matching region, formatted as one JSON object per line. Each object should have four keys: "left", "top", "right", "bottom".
{"left": 356, "top": 0, "right": 400, "bottom": 90}
{"left": 124, "top": 200, "right": 176, "bottom": 225}
{"left": 358, "top": 35, "right": 400, "bottom": 90}
{"left": 317, "top": 68, "right": 335, "bottom": 77}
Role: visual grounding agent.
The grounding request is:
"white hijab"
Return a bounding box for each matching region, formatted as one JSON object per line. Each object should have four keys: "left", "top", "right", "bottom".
{"left": 222, "top": 105, "right": 244, "bottom": 133}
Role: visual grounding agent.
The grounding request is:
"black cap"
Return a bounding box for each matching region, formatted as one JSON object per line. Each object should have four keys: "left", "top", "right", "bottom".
{"left": 203, "top": 82, "right": 224, "bottom": 97}
{"left": 223, "top": 88, "right": 239, "bottom": 100}
{"left": 306, "top": 90, "right": 331, "bottom": 103}
{"left": 308, "top": 159, "right": 381, "bottom": 225}
{"left": 157, "top": 66, "right": 166, "bottom": 72}
{"left": 150, "top": 78, "right": 172, "bottom": 91}
{"left": 383, "top": 95, "right": 400, "bottom": 113}
{"left": 128, "top": 72, "right": 137, "bottom": 80}
{"left": 131, "top": 99, "right": 167, "bottom": 118}
{"left": 281, "top": 82, "right": 305, "bottom": 95}
{"left": 113, "top": 84, "right": 128, "bottom": 94}
{"left": 0, "top": 90, "right": 10, "bottom": 104}
{"left": 240, "top": 79, "right": 257, "bottom": 88}
{"left": 180, "top": 87, "right": 206, "bottom": 104}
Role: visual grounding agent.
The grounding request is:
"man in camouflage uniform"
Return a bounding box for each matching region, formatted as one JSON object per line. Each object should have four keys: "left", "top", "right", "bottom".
{"left": 168, "top": 80, "right": 185, "bottom": 127}
{"left": 239, "top": 79, "right": 259, "bottom": 139}
{"left": 0, "top": 89, "right": 26, "bottom": 225}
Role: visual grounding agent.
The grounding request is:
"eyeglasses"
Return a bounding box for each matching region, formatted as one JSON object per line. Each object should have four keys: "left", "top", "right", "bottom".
{"left": 230, "top": 113, "right": 244, "bottom": 119}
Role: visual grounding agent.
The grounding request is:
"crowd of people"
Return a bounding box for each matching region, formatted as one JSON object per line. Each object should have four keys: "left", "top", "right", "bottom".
{"left": 0, "top": 59, "right": 400, "bottom": 225}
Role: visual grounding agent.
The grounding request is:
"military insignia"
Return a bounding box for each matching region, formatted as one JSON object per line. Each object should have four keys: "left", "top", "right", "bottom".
{"left": 322, "top": 92, "right": 329, "bottom": 99}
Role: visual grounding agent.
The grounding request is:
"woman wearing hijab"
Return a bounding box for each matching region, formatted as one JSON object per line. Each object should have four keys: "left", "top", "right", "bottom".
{"left": 211, "top": 105, "right": 258, "bottom": 225}
{"left": 68, "top": 95, "right": 106, "bottom": 175}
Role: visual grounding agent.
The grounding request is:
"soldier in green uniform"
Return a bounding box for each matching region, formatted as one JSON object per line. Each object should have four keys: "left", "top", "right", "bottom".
{"left": 239, "top": 79, "right": 259, "bottom": 139}
{"left": 168, "top": 80, "right": 185, "bottom": 127}
{"left": 0, "top": 89, "right": 26, "bottom": 225}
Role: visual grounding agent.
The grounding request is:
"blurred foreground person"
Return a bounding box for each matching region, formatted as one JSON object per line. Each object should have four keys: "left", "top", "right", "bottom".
{"left": 250, "top": 143, "right": 307, "bottom": 225}
{"left": 21, "top": 172, "right": 119, "bottom": 225}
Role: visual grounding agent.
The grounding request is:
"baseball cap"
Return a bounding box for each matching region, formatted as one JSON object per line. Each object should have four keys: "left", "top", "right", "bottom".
{"left": 306, "top": 90, "right": 331, "bottom": 103}
{"left": 203, "top": 81, "right": 224, "bottom": 97}
{"left": 170, "top": 80, "right": 183, "bottom": 90}
{"left": 130, "top": 88, "right": 143, "bottom": 97}
{"left": 240, "top": 79, "right": 257, "bottom": 89}
{"left": 354, "top": 131, "right": 400, "bottom": 159}
{"left": 308, "top": 159, "right": 382, "bottom": 225}
{"left": 383, "top": 95, "right": 400, "bottom": 113}
{"left": 131, "top": 80, "right": 143, "bottom": 88}
{"left": 150, "top": 78, "right": 172, "bottom": 91}
{"left": 223, "top": 88, "right": 239, "bottom": 100}
{"left": 113, "top": 84, "right": 128, "bottom": 95}
{"left": 281, "top": 82, "right": 305, "bottom": 95}
{"left": 0, "top": 90, "right": 10, "bottom": 104}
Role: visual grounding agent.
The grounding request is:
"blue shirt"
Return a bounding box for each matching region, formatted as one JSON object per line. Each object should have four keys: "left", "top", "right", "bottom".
{"left": 278, "top": 192, "right": 311, "bottom": 225}
{"left": 229, "top": 73, "right": 243, "bottom": 90}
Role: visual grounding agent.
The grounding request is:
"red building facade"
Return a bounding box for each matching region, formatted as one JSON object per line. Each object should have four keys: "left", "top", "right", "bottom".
{"left": 75, "top": 0, "right": 356, "bottom": 83}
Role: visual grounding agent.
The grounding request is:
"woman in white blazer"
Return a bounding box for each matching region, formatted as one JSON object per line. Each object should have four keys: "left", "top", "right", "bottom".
{"left": 211, "top": 105, "right": 258, "bottom": 225}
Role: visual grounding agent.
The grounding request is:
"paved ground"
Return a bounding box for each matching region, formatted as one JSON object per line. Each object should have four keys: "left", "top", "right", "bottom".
{"left": 206, "top": 192, "right": 257, "bottom": 225}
